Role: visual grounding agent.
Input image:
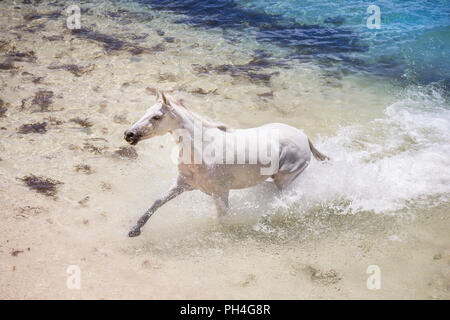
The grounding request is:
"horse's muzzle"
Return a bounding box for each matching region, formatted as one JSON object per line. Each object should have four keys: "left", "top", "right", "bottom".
{"left": 124, "top": 130, "right": 141, "bottom": 145}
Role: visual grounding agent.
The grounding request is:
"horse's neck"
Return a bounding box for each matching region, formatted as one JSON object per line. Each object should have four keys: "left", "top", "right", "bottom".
{"left": 169, "top": 106, "right": 206, "bottom": 163}
{"left": 171, "top": 105, "right": 205, "bottom": 136}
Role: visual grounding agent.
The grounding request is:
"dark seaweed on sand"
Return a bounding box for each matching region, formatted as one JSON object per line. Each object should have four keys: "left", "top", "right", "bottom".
{"left": 0, "top": 98, "right": 6, "bottom": 117}
{"left": 18, "top": 122, "right": 47, "bottom": 134}
{"left": 23, "top": 11, "right": 61, "bottom": 22}
{"left": 70, "top": 28, "right": 165, "bottom": 55}
{"left": 257, "top": 91, "right": 274, "bottom": 98}
{"left": 114, "top": 146, "right": 138, "bottom": 159}
{"left": 42, "top": 35, "right": 64, "bottom": 41}
{"left": 70, "top": 117, "right": 93, "bottom": 128}
{"left": 0, "top": 62, "right": 16, "bottom": 70}
{"left": 74, "top": 164, "right": 93, "bottom": 174}
{"left": 32, "top": 90, "right": 53, "bottom": 111}
{"left": 192, "top": 51, "right": 284, "bottom": 85}
{"left": 18, "top": 174, "right": 63, "bottom": 197}
{"left": 48, "top": 64, "right": 94, "bottom": 77}
{"left": 6, "top": 51, "right": 37, "bottom": 63}
{"left": 83, "top": 142, "right": 108, "bottom": 155}
{"left": 189, "top": 88, "right": 218, "bottom": 95}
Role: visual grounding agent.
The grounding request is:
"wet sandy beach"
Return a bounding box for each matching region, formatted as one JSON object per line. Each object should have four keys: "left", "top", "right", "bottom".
{"left": 0, "top": 0, "right": 449, "bottom": 299}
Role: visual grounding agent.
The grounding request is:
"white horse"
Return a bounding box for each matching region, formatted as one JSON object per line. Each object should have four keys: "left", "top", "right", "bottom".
{"left": 124, "top": 92, "right": 329, "bottom": 237}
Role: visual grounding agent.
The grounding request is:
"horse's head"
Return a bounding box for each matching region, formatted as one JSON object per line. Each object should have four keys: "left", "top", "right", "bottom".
{"left": 124, "top": 91, "right": 176, "bottom": 145}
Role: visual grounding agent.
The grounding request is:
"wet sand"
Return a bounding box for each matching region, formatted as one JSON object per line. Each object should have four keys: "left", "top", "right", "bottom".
{"left": 0, "top": 1, "right": 449, "bottom": 299}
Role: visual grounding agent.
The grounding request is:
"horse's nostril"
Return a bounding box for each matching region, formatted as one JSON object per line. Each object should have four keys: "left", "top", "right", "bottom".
{"left": 125, "top": 131, "right": 135, "bottom": 140}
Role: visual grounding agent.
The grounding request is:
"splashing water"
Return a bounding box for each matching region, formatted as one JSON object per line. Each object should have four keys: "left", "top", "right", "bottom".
{"left": 276, "top": 86, "right": 450, "bottom": 215}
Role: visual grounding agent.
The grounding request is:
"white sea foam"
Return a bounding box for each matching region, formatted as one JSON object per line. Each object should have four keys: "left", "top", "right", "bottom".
{"left": 269, "top": 86, "right": 450, "bottom": 215}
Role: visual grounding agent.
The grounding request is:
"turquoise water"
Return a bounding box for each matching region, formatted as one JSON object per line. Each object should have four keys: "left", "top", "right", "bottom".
{"left": 142, "top": 0, "right": 450, "bottom": 86}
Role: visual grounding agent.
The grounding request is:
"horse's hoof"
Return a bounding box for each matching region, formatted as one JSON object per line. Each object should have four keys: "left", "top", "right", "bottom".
{"left": 128, "top": 228, "right": 141, "bottom": 237}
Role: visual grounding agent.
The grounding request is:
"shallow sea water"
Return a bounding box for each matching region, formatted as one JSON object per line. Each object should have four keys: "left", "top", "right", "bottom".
{"left": 0, "top": 0, "right": 449, "bottom": 299}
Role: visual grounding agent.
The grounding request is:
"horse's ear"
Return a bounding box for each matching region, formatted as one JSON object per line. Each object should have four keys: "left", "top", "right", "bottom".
{"left": 157, "top": 90, "right": 168, "bottom": 105}
{"left": 162, "top": 103, "right": 175, "bottom": 114}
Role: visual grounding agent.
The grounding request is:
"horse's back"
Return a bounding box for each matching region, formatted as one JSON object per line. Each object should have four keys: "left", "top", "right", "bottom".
{"left": 238, "top": 122, "right": 312, "bottom": 173}
{"left": 263, "top": 122, "right": 310, "bottom": 155}
{"left": 181, "top": 122, "right": 312, "bottom": 193}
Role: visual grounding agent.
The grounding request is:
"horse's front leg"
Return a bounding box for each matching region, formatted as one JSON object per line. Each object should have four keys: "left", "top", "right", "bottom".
{"left": 128, "top": 179, "right": 190, "bottom": 237}
{"left": 213, "top": 191, "right": 229, "bottom": 218}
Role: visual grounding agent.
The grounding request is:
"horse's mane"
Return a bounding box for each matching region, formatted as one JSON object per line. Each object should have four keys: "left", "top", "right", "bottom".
{"left": 168, "top": 95, "right": 231, "bottom": 132}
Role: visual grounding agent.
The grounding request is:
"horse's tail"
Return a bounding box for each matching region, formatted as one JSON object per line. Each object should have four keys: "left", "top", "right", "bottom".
{"left": 308, "top": 138, "right": 330, "bottom": 161}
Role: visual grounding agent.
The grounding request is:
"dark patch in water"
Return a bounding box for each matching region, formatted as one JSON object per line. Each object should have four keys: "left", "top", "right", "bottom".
{"left": 19, "top": 98, "right": 27, "bottom": 111}
{"left": 142, "top": 0, "right": 436, "bottom": 83}
{"left": 158, "top": 72, "right": 177, "bottom": 82}
{"left": 0, "top": 41, "right": 10, "bottom": 52}
{"left": 42, "top": 35, "right": 64, "bottom": 41}
{"left": 74, "top": 164, "right": 93, "bottom": 175}
{"left": 0, "top": 99, "right": 6, "bottom": 117}
{"left": 192, "top": 51, "right": 284, "bottom": 85}
{"left": 100, "top": 182, "right": 112, "bottom": 191}
{"left": 114, "top": 146, "right": 138, "bottom": 159}
{"left": 18, "top": 122, "right": 47, "bottom": 134}
{"left": 70, "top": 28, "right": 163, "bottom": 56}
{"left": 142, "top": 0, "right": 367, "bottom": 66}
{"left": 44, "top": 116, "right": 64, "bottom": 126}
{"left": 18, "top": 174, "right": 63, "bottom": 197}
{"left": 321, "top": 70, "right": 344, "bottom": 81}
{"left": 324, "top": 16, "right": 346, "bottom": 26}
{"left": 106, "top": 10, "right": 129, "bottom": 19}
{"left": 71, "top": 28, "right": 127, "bottom": 51}
{"left": 22, "top": 71, "right": 44, "bottom": 83}
{"left": 23, "top": 11, "right": 61, "bottom": 21}
{"left": 149, "top": 43, "right": 166, "bottom": 52}
{"left": 257, "top": 91, "right": 274, "bottom": 99}
{"left": 257, "top": 25, "right": 366, "bottom": 59}
{"left": 32, "top": 76, "right": 44, "bottom": 84}
{"left": 193, "top": 63, "right": 279, "bottom": 85}
{"left": 0, "top": 62, "right": 16, "bottom": 70}
{"left": 303, "top": 265, "right": 341, "bottom": 285}
{"left": 164, "top": 37, "right": 176, "bottom": 43}
{"left": 190, "top": 88, "right": 218, "bottom": 95}
{"left": 11, "top": 250, "right": 24, "bottom": 257}
{"left": 145, "top": 87, "right": 158, "bottom": 95}
{"left": 70, "top": 117, "right": 93, "bottom": 128}
{"left": 323, "top": 78, "right": 343, "bottom": 88}
{"left": 48, "top": 64, "right": 95, "bottom": 77}
{"left": 113, "top": 113, "right": 129, "bottom": 124}
{"left": 124, "top": 33, "right": 149, "bottom": 41}
{"left": 78, "top": 196, "right": 90, "bottom": 207}
{"left": 83, "top": 142, "right": 108, "bottom": 155}
{"left": 106, "top": 9, "right": 153, "bottom": 23}
{"left": 14, "top": 22, "right": 46, "bottom": 34}
{"left": 32, "top": 90, "right": 53, "bottom": 111}
{"left": 6, "top": 51, "right": 37, "bottom": 63}
{"left": 191, "top": 64, "right": 210, "bottom": 74}
{"left": 129, "top": 47, "right": 145, "bottom": 55}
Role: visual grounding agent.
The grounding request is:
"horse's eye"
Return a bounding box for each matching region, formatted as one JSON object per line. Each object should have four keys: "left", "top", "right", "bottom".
{"left": 153, "top": 115, "right": 162, "bottom": 121}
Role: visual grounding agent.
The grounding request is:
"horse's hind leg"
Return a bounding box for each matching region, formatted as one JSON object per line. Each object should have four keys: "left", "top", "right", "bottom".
{"left": 272, "top": 171, "right": 302, "bottom": 191}
{"left": 273, "top": 153, "right": 310, "bottom": 191}
{"left": 213, "top": 191, "right": 229, "bottom": 217}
